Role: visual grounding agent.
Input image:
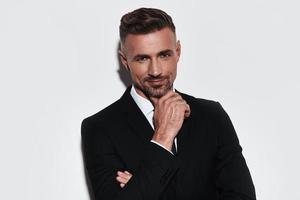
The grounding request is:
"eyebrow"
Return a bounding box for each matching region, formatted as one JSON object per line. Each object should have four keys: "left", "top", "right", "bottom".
{"left": 158, "top": 49, "right": 174, "bottom": 57}
{"left": 132, "top": 54, "right": 150, "bottom": 61}
{"left": 132, "top": 49, "right": 174, "bottom": 60}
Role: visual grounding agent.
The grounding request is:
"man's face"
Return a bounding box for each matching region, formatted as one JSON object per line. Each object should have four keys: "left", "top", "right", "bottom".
{"left": 120, "top": 27, "right": 181, "bottom": 99}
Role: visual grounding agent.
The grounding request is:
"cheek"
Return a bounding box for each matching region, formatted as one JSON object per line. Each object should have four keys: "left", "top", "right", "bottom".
{"left": 165, "top": 60, "right": 177, "bottom": 74}
{"left": 129, "top": 64, "right": 148, "bottom": 80}
{"left": 167, "top": 64, "right": 177, "bottom": 82}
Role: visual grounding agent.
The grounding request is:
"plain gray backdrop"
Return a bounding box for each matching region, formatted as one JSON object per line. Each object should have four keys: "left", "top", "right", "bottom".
{"left": 1, "top": 0, "right": 299, "bottom": 199}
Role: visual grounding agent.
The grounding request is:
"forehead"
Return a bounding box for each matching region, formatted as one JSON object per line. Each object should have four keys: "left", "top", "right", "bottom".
{"left": 123, "top": 28, "right": 176, "bottom": 57}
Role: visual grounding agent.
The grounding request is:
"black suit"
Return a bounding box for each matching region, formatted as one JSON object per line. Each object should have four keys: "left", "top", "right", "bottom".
{"left": 81, "top": 86, "right": 256, "bottom": 200}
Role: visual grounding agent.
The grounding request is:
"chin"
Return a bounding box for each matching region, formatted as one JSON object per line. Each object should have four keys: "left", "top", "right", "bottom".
{"left": 144, "top": 85, "right": 173, "bottom": 98}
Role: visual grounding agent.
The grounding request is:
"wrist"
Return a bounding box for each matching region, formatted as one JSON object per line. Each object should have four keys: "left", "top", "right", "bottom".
{"left": 152, "top": 132, "right": 174, "bottom": 151}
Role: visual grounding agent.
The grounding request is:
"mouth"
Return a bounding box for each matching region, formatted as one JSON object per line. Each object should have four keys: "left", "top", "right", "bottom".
{"left": 146, "top": 79, "right": 166, "bottom": 86}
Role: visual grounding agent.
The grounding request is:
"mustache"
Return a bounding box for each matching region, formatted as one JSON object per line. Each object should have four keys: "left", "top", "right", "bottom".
{"left": 143, "top": 76, "right": 168, "bottom": 82}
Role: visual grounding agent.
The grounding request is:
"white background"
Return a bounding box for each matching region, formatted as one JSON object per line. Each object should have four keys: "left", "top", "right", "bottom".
{"left": 1, "top": 0, "right": 299, "bottom": 199}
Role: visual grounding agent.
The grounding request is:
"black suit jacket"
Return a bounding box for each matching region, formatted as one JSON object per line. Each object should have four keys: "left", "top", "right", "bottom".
{"left": 81, "top": 86, "right": 256, "bottom": 200}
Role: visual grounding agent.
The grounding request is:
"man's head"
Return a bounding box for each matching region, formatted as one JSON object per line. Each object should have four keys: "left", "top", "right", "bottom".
{"left": 119, "top": 8, "right": 181, "bottom": 99}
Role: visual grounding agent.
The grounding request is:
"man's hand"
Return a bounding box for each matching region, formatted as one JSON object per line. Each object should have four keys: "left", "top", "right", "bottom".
{"left": 150, "top": 91, "right": 191, "bottom": 151}
{"left": 116, "top": 171, "right": 132, "bottom": 188}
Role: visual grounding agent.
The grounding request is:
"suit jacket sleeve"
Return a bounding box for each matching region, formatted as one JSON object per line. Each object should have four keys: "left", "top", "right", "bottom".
{"left": 214, "top": 102, "right": 256, "bottom": 200}
{"left": 81, "top": 118, "right": 179, "bottom": 200}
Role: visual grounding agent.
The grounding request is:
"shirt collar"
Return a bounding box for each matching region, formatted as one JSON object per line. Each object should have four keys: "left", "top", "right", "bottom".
{"left": 130, "top": 85, "right": 154, "bottom": 116}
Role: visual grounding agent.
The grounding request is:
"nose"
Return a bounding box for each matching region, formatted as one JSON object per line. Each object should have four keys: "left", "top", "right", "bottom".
{"left": 148, "top": 58, "right": 162, "bottom": 77}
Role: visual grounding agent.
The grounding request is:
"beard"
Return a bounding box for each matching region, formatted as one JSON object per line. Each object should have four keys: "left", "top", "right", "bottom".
{"left": 134, "top": 76, "right": 173, "bottom": 98}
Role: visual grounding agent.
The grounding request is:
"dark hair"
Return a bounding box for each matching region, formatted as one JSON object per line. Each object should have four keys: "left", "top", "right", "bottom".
{"left": 119, "top": 8, "right": 176, "bottom": 43}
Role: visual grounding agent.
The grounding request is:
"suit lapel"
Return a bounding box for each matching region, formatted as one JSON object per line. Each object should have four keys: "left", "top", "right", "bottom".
{"left": 120, "top": 86, "right": 154, "bottom": 142}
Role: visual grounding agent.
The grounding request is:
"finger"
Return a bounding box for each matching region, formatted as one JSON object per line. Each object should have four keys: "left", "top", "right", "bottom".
{"left": 163, "top": 94, "right": 183, "bottom": 106}
{"left": 117, "top": 171, "right": 132, "bottom": 179}
{"left": 184, "top": 104, "right": 191, "bottom": 118}
{"left": 120, "top": 183, "right": 125, "bottom": 188}
{"left": 171, "top": 101, "right": 190, "bottom": 119}
{"left": 116, "top": 172, "right": 131, "bottom": 182}
{"left": 117, "top": 174, "right": 130, "bottom": 182}
{"left": 165, "top": 99, "right": 187, "bottom": 115}
{"left": 171, "top": 103, "right": 186, "bottom": 121}
{"left": 180, "top": 101, "right": 191, "bottom": 117}
{"left": 116, "top": 176, "right": 128, "bottom": 184}
{"left": 160, "top": 91, "right": 178, "bottom": 103}
{"left": 149, "top": 97, "right": 159, "bottom": 107}
{"left": 117, "top": 171, "right": 126, "bottom": 176}
{"left": 172, "top": 99, "right": 189, "bottom": 112}
{"left": 124, "top": 171, "right": 132, "bottom": 176}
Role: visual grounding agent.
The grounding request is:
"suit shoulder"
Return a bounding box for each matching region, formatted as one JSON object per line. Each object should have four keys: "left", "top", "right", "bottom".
{"left": 81, "top": 98, "right": 122, "bottom": 127}
{"left": 180, "top": 92, "right": 219, "bottom": 109}
{"left": 179, "top": 92, "right": 223, "bottom": 117}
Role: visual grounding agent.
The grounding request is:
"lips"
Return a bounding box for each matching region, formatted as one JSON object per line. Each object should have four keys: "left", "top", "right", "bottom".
{"left": 148, "top": 79, "right": 163, "bottom": 83}
{"left": 147, "top": 79, "right": 165, "bottom": 85}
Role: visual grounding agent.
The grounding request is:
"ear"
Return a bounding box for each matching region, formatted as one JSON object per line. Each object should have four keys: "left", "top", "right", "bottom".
{"left": 118, "top": 49, "right": 130, "bottom": 71}
{"left": 175, "top": 40, "right": 181, "bottom": 62}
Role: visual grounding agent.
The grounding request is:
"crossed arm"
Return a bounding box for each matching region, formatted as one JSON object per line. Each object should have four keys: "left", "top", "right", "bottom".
{"left": 81, "top": 120, "right": 180, "bottom": 200}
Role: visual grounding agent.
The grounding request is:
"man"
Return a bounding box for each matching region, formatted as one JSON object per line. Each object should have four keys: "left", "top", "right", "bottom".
{"left": 81, "top": 7, "right": 256, "bottom": 200}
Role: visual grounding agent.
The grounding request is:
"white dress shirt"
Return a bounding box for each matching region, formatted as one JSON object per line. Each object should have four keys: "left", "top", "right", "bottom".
{"left": 130, "top": 85, "right": 177, "bottom": 155}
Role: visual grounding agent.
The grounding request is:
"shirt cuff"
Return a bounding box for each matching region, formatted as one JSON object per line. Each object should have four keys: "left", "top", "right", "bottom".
{"left": 150, "top": 140, "right": 174, "bottom": 155}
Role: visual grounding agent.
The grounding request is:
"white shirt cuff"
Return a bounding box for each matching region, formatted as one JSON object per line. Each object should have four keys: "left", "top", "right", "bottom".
{"left": 150, "top": 140, "right": 174, "bottom": 155}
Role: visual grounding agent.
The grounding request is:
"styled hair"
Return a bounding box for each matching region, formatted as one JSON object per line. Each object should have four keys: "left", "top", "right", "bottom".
{"left": 119, "top": 8, "right": 176, "bottom": 43}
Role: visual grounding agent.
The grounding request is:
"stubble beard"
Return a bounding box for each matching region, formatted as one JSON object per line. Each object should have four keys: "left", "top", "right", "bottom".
{"left": 135, "top": 77, "right": 173, "bottom": 99}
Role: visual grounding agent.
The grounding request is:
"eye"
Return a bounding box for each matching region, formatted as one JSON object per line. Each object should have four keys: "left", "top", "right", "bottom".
{"left": 135, "top": 56, "right": 148, "bottom": 62}
{"left": 159, "top": 53, "right": 171, "bottom": 58}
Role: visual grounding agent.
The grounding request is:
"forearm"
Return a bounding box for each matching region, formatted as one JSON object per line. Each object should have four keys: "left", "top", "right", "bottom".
{"left": 84, "top": 139, "right": 179, "bottom": 200}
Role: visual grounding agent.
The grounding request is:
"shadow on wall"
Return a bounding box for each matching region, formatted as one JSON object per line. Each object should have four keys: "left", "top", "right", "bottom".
{"left": 81, "top": 41, "right": 131, "bottom": 200}
{"left": 116, "top": 41, "right": 132, "bottom": 88}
